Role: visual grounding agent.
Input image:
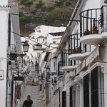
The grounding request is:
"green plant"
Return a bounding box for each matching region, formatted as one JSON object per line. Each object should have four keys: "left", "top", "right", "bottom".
{"left": 65, "top": 1, "right": 71, "bottom": 6}
{"left": 35, "top": 0, "right": 44, "bottom": 9}
{"left": 20, "top": 0, "right": 33, "bottom": 6}
{"left": 19, "top": 15, "right": 33, "bottom": 23}
{"left": 55, "top": 0, "right": 66, "bottom": 7}
{"left": 46, "top": 8, "right": 71, "bottom": 26}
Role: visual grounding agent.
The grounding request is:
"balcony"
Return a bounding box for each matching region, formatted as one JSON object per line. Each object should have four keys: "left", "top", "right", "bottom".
{"left": 80, "top": 34, "right": 103, "bottom": 45}
{"left": 80, "top": 7, "right": 107, "bottom": 45}
{"left": 68, "top": 33, "right": 91, "bottom": 60}
{"left": 61, "top": 65, "right": 78, "bottom": 71}
{"left": 33, "top": 43, "right": 45, "bottom": 51}
{"left": 68, "top": 52, "right": 90, "bottom": 60}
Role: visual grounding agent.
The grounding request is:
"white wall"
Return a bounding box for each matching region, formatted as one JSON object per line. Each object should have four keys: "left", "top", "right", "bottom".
{"left": 82, "top": 0, "right": 100, "bottom": 10}
{"left": 0, "top": 0, "right": 8, "bottom": 5}
{"left": 0, "top": 8, "right": 9, "bottom": 107}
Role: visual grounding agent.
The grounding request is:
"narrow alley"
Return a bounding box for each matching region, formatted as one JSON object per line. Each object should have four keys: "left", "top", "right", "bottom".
{"left": 18, "top": 65, "right": 45, "bottom": 107}
{"left": 20, "top": 85, "right": 44, "bottom": 107}
{"left": 1, "top": 0, "right": 107, "bottom": 107}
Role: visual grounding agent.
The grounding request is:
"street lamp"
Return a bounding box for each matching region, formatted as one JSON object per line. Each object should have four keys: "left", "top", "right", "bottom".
{"left": 23, "top": 41, "right": 29, "bottom": 52}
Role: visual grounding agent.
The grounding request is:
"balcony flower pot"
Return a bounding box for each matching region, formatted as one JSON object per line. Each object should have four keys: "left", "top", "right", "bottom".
{"left": 75, "top": 46, "right": 82, "bottom": 53}
{"left": 84, "top": 29, "right": 90, "bottom": 35}
{"left": 91, "top": 26, "right": 98, "bottom": 34}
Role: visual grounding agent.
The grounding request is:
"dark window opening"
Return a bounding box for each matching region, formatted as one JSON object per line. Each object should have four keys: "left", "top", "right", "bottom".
{"left": 91, "top": 67, "right": 99, "bottom": 107}
{"left": 62, "top": 91, "right": 66, "bottom": 107}
{"left": 83, "top": 74, "right": 89, "bottom": 107}
{"left": 70, "top": 87, "right": 73, "bottom": 107}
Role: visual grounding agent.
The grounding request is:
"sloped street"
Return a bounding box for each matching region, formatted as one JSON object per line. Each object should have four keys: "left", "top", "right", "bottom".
{"left": 19, "top": 64, "right": 45, "bottom": 107}
{"left": 20, "top": 85, "right": 45, "bottom": 107}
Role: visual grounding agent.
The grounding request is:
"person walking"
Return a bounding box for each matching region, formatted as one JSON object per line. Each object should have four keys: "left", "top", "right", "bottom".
{"left": 23, "top": 95, "right": 33, "bottom": 107}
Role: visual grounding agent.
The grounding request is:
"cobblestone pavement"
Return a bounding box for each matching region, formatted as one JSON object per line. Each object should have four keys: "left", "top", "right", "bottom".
{"left": 20, "top": 85, "right": 44, "bottom": 107}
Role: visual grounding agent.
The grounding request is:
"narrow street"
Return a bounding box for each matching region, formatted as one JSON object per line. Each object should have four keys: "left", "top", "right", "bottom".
{"left": 19, "top": 65, "right": 45, "bottom": 107}
{"left": 1, "top": 0, "right": 107, "bottom": 107}
{"left": 20, "top": 85, "right": 44, "bottom": 107}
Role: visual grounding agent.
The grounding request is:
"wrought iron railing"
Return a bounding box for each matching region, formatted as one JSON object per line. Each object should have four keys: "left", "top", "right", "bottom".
{"left": 101, "top": 5, "right": 107, "bottom": 32}
{"left": 68, "top": 33, "right": 91, "bottom": 53}
{"left": 58, "top": 61, "right": 64, "bottom": 75}
{"left": 80, "top": 8, "right": 101, "bottom": 36}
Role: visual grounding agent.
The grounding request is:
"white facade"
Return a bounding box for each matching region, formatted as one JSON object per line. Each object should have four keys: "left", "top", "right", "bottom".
{"left": 28, "top": 25, "right": 66, "bottom": 107}
{"left": 0, "top": 1, "right": 23, "bottom": 107}
{"left": 47, "top": 1, "right": 107, "bottom": 107}
{"left": 0, "top": 1, "right": 10, "bottom": 107}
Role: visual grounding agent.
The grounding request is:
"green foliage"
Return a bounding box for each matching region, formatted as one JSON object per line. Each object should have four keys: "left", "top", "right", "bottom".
{"left": 19, "top": 0, "right": 76, "bottom": 27}
{"left": 19, "top": 15, "right": 46, "bottom": 25}
{"left": 35, "top": 0, "right": 44, "bottom": 9}
{"left": 19, "top": 15, "right": 33, "bottom": 23}
{"left": 46, "top": 6, "right": 55, "bottom": 11}
{"left": 40, "top": 6, "right": 55, "bottom": 12}
{"left": 46, "top": 8, "right": 71, "bottom": 26}
{"left": 20, "top": 0, "right": 33, "bottom": 6}
{"left": 65, "top": 1, "right": 71, "bottom": 6}
{"left": 55, "top": 0, "right": 66, "bottom": 7}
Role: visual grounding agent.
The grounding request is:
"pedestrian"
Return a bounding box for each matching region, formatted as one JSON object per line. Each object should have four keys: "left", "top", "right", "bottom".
{"left": 23, "top": 95, "right": 33, "bottom": 107}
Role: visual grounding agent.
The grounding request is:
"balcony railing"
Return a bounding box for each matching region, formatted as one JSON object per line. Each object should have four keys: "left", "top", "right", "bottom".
{"left": 60, "top": 51, "right": 68, "bottom": 66}
{"left": 80, "top": 8, "right": 101, "bottom": 36}
{"left": 58, "top": 61, "right": 64, "bottom": 76}
{"left": 80, "top": 6, "right": 107, "bottom": 36}
{"left": 101, "top": 5, "right": 107, "bottom": 32}
{"left": 68, "top": 33, "right": 91, "bottom": 53}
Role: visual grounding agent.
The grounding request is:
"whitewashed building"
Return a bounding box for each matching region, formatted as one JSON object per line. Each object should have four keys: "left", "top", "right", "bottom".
{"left": 28, "top": 25, "right": 66, "bottom": 107}
{"left": 0, "top": 0, "right": 24, "bottom": 107}
{"left": 47, "top": 0, "right": 107, "bottom": 107}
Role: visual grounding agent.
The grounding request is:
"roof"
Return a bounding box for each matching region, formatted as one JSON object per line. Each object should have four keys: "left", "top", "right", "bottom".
{"left": 34, "top": 25, "right": 66, "bottom": 34}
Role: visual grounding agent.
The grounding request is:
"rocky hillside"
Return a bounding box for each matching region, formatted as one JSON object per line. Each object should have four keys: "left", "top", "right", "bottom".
{"left": 17, "top": 0, "right": 78, "bottom": 36}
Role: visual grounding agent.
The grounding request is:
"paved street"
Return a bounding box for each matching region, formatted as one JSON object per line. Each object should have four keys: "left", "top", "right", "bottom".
{"left": 20, "top": 85, "right": 45, "bottom": 107}
{"left": 20, "top": 66, "right": 45, "bottom": 107}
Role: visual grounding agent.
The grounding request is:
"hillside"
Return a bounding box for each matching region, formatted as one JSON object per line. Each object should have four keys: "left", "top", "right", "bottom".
{"left": 18, "top": 0, "right": 78, "bottom": 36}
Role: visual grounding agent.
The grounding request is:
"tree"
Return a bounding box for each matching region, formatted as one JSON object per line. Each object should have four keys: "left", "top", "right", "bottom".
{"left": 55, "top": 0, "right": 66, "bottom": 7}
{"left": 35, "top": 0, "right": 44, "bottom": 9}
{"left": 20, "top": 0, "right": 33, "bottom": 5}
{"left": 46, "top": 8, "right": 71, "bottom": 26}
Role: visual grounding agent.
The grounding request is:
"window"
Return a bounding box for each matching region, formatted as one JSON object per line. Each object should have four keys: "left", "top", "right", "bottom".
{"left": 53, "top": 61, "right": 55, "bottom": 71}
{"left": 70, "top": 87, "right": 73, "bottom": 107}
{"left": 62, "top": 91, "right": 66, "bottom": 107}
{"left": 83, "top": 67, "right": 104, "bottom": 107}
{"left": 83, "top": 74, "right": 89, "bottom": 107}
{"left": 91, "top": 67, "right": 99, "bottom": 107}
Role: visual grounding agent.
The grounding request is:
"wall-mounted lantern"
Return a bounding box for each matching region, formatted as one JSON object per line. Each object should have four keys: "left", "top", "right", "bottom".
{"left": 23, "top": 41, "right": 29, "bottom": 52}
